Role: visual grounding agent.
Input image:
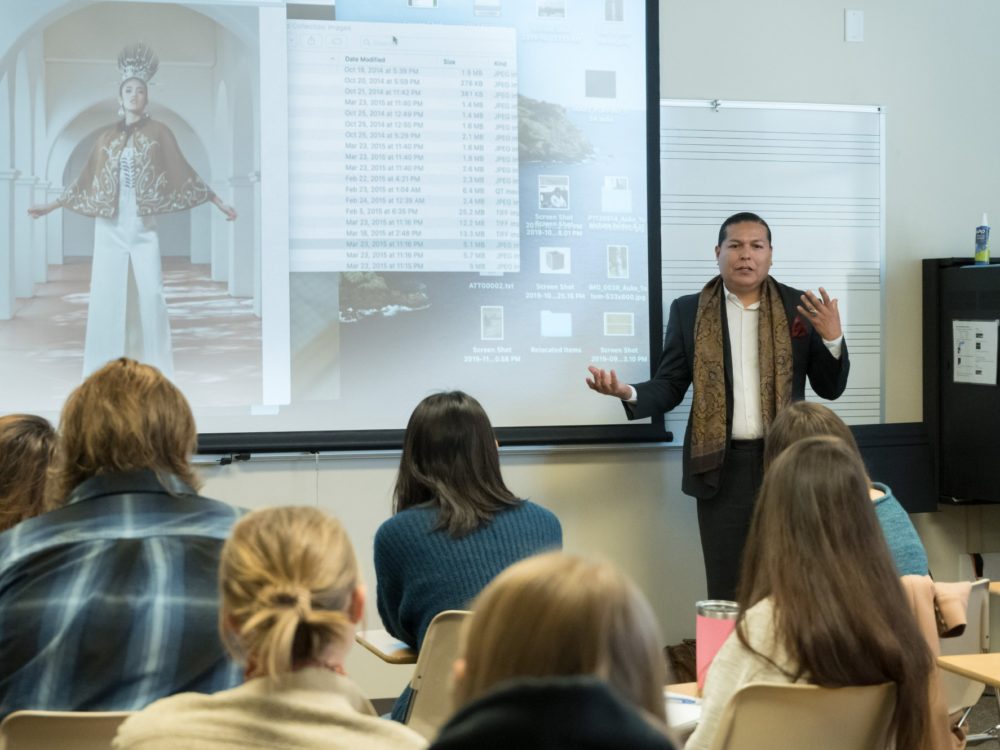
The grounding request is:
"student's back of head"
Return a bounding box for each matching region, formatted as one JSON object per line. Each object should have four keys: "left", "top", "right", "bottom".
{"left": 0, "top": 360, "right": 243, "bottom": 720}
{"left": 394, "top": 391, "right": 520, "bottom": 537}
{"left": 115, "top": 506, "right": 427, "bottom": 750}
{"left": 455, "top": 552, "right": 666, "bottom": 719}
{"left": 378, "top": 392, "right": 563, "bottom": 723}
{"left": 763, "top": 400, "right": 929, "bottom": 579}
{"left": 219, "top": 505, "right": 362, "bottom": 677}
{"left": 0, "top": 414, "right": 55, "bottom": 532}
{"left": 739, "top": 436, "right": 932, "bottom": 749}
{"left": 49, "top": 357, "right": 199, "bottom": 503}
{"left": 430, "top": 552, "right": 675, "bottom": 750}
{"left": 763, "top": 400, "right": 861, "bottom": 470}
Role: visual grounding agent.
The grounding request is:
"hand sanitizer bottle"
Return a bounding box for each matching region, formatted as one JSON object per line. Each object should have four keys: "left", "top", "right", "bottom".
{"left": 975, "top": 213, "right": 991, "bottom": 265}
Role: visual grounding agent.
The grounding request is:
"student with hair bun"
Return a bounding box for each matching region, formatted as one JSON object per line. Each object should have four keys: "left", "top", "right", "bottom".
{"left": 114, "top": 506, "right": 426, "bottom": 750}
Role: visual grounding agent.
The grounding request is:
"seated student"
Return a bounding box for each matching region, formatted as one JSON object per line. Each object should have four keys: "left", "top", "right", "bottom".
{"left": 430, "top": 552, "right": 676, "bottom": 750}
{"left": 0, "top": 414, "right": 56, "bottom": 532}
{"left": 114, "top": 506, "right": 426, "bottom": 750}
{"left": 374, "top": 391, "right": 562, "bottom": 720}
{"left": 684, "top": 437, "right": 933, "bottom": 750}
{"left": 0, "top": 358, "right": 242, "bottom": 718}
{"left": 764, "top": 400, "right": 928, "bottom": 575}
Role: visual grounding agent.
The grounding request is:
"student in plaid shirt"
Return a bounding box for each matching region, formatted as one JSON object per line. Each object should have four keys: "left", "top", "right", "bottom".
{"left": 0, "top": 358, "right": 243, "bottom": 718}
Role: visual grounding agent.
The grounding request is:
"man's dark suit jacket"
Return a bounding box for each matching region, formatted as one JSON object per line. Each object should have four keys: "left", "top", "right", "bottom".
{"left": 624, "top": 279, "right": 850, "bottom": 498}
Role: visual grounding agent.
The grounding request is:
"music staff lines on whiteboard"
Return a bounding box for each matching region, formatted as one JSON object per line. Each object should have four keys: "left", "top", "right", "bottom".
{"left": 664, "top": 396, "right": 882, "bottom": 428}
{"left": 662, "top": 140, "right": 879, "bottom": 154}
{"left": 830, "top": 325, "right": 880, "bottom": 336}
{"left": 660, "top": 267, "right": 880, "bottom": 284}
{"left": 663, "top": 126, "right": 878, "bottom": 140}
{"left": 661, "top": 205, "right": 880, "bottom": 213}
{"left": 658, "top": 100, "right": 884, "bottom": 427}
{"left": 663, "top": 215, "right": 880, "bottom": 226}
{"left": 663, "top": 157, "right": 878, "bottom": 165}
{"left": 661, "top": 192, "right": 879, "bottom": 202}
{"left": 661, "top": 131, "right": 879, "bottom": 163}
{"left": 662, "top": 214, "right": 879, "bottom": 226}
{"left": 657, "top": 386, "right": 879, "bottom": 407}
{"left": 659, "top": 130, "right": 880, "bottom": 142}
{"left": 775, "top": 278, "right": 880, "bottom": 291}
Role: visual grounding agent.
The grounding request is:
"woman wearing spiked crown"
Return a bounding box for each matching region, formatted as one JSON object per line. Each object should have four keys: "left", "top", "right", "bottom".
{"left": 29, "top": 42, "right": 236, "bottom": 380}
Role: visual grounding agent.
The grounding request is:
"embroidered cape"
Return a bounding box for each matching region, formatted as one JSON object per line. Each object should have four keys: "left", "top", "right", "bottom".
{"left": 59, "top": 118, "right": 212, "bottom": 218}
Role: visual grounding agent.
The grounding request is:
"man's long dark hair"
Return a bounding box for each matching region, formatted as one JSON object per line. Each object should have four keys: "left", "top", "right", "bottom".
{"left": 393, "top": 391, "right": 521, "bottom": 537}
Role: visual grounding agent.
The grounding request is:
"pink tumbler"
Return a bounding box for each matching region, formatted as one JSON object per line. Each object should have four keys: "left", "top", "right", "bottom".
{"left": 695, "top": 600, "right": 739, "bottom": 692}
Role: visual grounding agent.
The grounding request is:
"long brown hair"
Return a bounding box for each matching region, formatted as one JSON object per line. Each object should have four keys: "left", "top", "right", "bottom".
{"left": 48, "top": 358, "right": 200, "bottom": 503}
{"left": 0, "top": 414, "right": 56, "bottom": 531}
{"left": 455, "top": 552, "right": 667, "bottom": 721}
{"left": 394, "top": 391, "right": 520, "bottom": 536}
{"left": 738, "top": 436, "right": 932, "bottom": 748}
{"left": 764, "top": 400, "right": 863, "bottom": 471}
{"left": 220, "top": 506, "right": 360, "bottom": 678}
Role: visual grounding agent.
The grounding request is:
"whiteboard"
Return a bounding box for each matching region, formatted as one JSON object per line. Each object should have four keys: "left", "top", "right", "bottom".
{"left": 659, "top": 99, "right": 885, "bottom": 440}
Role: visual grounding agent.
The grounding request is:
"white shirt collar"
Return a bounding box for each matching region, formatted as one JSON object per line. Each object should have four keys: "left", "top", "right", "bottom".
{"left": 722, "top": 283, "right": 761, "bottom": 311}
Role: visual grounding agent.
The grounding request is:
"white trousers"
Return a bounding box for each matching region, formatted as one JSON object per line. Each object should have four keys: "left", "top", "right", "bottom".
{"left": 83, "top": 191, "right": 174, "bottom": 379}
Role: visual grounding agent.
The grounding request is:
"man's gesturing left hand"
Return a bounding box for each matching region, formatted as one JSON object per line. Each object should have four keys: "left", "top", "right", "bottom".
{"left": 797, "top": 287, "right": 842, "bottom": 341}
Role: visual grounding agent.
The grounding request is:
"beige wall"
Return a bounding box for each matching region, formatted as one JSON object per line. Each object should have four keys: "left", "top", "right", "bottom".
{"left": 198, "top": 445, "right": 704, "bottom": 698}
{"left": 661, "top": 0, "right": 1000, "bottom": 602}
{"left": 195, "top": 1, "right": 1000, "bottom": 697}
{"left": 661, "top": 0, "right": 1000, "bottom": 424}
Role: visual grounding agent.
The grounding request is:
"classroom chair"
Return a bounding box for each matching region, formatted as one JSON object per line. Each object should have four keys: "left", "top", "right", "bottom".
{"left": 404, "top": 609, "right": 471, "bottom": 740}
{"left": 0, "top": 710, "right": 132, "bottom": 750}
{"left": 939, "top": 578, "right": 997, "bottom": 743}
{"left": 706, "top": 682, "right": 895, "bottom": 750}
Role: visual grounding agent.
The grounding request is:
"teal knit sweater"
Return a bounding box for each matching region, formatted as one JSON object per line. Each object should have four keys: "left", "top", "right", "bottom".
{"left": 872, "top": 482, "right": 929, "bottom": 576}
{"left": 374, "top": 500, "right": 562, "bottom": 720}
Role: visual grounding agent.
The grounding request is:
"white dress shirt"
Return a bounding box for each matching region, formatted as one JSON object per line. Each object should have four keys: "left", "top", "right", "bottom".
{"left": 626, "top": 286, "right": 842, "bottom": 436}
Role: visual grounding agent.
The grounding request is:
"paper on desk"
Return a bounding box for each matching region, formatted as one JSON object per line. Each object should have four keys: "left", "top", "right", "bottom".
{"left": 358, "top": 629, "right": 410, "bottom": 653}
{"left": 664, "top": 690, "right": 701, "bottom": 731}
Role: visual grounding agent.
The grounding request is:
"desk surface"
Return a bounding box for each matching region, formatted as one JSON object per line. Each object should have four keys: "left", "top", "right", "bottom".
{"left": 937, "top": 653, "right": 1000, "bottom": 687}
{"left": 666, "top": 681, "right": 698, "bottom": 698}
{"left": 355, "top": 629, "right": 417, "bottom": 665}
{"left": 989, "top": 582, "right": 1000, "bottom": 597}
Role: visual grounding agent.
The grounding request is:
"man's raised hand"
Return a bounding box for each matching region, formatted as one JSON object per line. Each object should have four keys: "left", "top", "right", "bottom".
{"left": 586, "top": 366, "right": 631, "bottom": 400}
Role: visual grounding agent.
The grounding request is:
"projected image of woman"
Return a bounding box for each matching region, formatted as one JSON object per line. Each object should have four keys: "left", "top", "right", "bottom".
{"left": 28, "top": 43, "right": 236, "bottom": 380}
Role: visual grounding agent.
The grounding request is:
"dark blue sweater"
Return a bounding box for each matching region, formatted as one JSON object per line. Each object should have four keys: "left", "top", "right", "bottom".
{"left": 374, "top": 500, "right": 562, "bottom": 720}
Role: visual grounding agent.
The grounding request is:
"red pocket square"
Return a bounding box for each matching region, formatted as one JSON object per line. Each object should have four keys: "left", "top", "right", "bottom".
{"left": 791, "top": 316, "right": 808, "bottom": 339}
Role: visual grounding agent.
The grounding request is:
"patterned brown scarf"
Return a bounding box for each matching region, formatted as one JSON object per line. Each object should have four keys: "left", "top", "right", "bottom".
{"left": 690, "top": 276, "right": 793, "bottom": 484}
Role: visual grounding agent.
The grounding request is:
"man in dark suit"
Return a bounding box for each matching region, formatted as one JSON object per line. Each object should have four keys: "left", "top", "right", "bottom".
{"left": 587, "top": 212, "right": 849, "bottom": 600}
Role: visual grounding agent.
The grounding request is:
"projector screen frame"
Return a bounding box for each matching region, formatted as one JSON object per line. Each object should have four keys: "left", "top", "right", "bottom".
{"left": 198, "top": 0, "right": 668, "bottom": 455}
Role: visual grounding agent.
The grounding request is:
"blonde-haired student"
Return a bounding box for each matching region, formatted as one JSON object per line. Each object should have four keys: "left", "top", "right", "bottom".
{"left": 430, "top": 552, "right": 676, "bottom": 750}
{"left": 115, "top": 506, "right": 426, "bottom": 750}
